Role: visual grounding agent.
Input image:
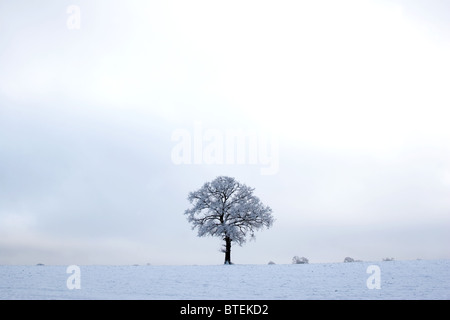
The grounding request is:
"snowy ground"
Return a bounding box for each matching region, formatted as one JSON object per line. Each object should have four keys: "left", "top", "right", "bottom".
{"left": 1, "top": 259, "right": 449, "bottom": 300}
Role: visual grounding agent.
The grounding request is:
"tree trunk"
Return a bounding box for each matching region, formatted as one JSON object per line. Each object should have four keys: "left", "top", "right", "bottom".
{"left": 224, "top": 236, "right": 232, "bottom": 264}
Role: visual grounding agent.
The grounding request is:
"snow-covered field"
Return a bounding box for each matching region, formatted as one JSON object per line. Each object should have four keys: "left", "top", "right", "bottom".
{"left": 1, "top": 259, "right": 449, "bottom": 300}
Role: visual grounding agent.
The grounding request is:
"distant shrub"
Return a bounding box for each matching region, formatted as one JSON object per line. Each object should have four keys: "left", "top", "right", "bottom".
{"left": 344, "top": 257, "right": 355, "bottom": 263}
{"left": 268, "top": 261, "right": 276, "bottom": 265}
{"left": 292, "top": 256, "right": 309, "bottom": 264}
{"left": 383, "top": 257, "right": 395, "bottom": 261}
{"left": 344, "top": 257, "right": 362, "bottom": 263}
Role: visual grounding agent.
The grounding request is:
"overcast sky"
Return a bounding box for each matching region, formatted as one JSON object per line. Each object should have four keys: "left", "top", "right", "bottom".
{"left": 1, "top": 0, "right": 449, "bottom": 265}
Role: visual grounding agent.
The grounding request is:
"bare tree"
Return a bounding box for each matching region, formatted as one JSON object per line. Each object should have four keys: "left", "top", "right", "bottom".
{"left": 184, "top": 176, "right": 274, "bottom": 264}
